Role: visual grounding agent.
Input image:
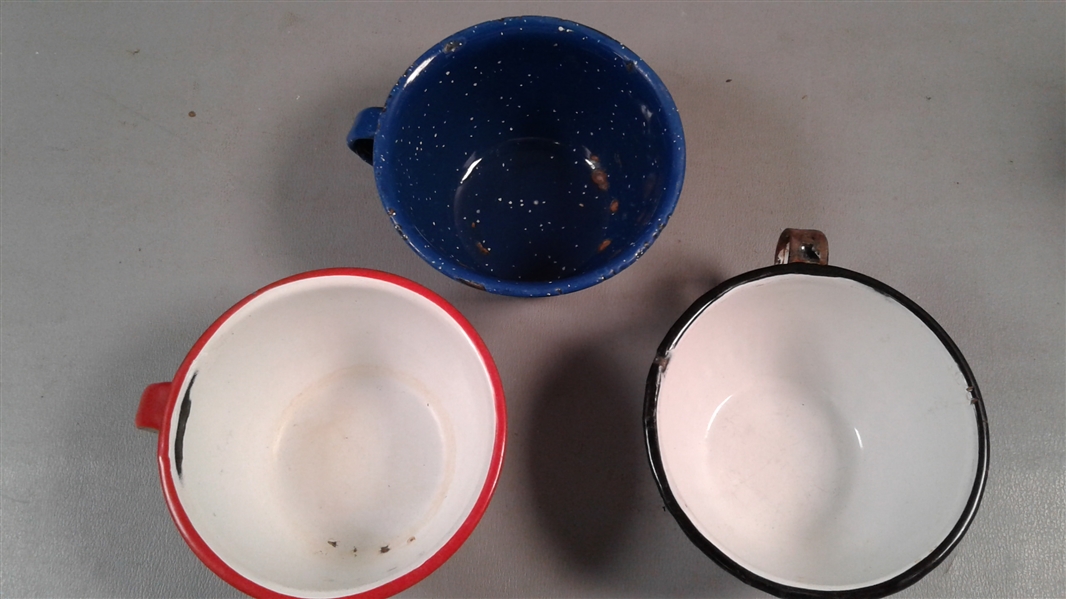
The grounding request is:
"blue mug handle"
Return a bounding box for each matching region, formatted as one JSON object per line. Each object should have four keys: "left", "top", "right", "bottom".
{"left": 347, "top": 107, "right": 383, "bottom": 165}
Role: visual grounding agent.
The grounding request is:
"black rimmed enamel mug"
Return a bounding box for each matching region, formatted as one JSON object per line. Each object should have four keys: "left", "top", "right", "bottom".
{"left": 644, "top": 230, "right": 988, "bottom": 599}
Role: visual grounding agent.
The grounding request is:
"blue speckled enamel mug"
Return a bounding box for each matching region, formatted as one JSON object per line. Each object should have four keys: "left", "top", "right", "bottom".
{"left": 348, "top": 16, "right": 685, "bottom": 296}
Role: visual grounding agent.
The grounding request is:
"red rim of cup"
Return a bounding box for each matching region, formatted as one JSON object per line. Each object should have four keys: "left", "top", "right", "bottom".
{"left": 148, "top": 268, "right": 507, "bottom": 598}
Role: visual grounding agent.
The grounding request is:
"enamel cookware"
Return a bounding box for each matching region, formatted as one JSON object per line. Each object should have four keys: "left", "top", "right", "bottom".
{"left": 347, "top": 16, "right": 685, "bottom": 296}
{"left": 645, "top": 230, "right": 988, "bottom": 598}
{"left": 137, "top": 269, "right": 506, "bottom": 598}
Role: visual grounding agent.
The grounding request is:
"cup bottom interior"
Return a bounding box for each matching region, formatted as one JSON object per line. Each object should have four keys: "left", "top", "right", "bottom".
{"left": 450, "top": 136, "right": 619, "bottom": 282}
{"left": 654, "top": 273, "right": 980, "bottom": 591}
{"left": 271, "top": 365, "right": 453, "bottom": 563}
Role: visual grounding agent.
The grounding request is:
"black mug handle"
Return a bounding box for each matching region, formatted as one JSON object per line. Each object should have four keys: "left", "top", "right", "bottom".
{"left": 775, "top": 228, "right": 829, "bottom": 265}
{"left": 347, "top": 107, "right": 383, "bottom": 165}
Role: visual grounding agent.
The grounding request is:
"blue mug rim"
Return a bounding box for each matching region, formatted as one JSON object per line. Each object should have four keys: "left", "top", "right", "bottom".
{"left": 370, "top": 15, "right": 686, "bottom": 297}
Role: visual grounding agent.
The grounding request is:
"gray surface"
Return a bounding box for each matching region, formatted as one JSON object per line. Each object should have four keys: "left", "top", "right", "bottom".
{"left": 1, "top": 3, "right": 1063, "bottom": 598}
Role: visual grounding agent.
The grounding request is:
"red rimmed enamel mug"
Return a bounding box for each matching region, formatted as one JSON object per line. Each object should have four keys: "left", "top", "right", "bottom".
{"left": 645, "top": 230, "right": 988, "bottom": 598}
{"left": 136, "top": 269, "right": 506, "bottom": 598}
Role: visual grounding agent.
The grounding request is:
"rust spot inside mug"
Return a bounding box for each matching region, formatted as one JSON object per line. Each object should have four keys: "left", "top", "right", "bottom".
{"left": 586, "top": 154, "right": 610, "bottom": 191}
{"left": 591, "top": 169, "right": 609, "bottom": 191}
{"left": 598, "top": 239, "right": 612, "bottom": 252}
{"left": 609, "top": 199, "right": 619, "bottom": 213}
{"left": 476, "top": 241, "right": 490, "bottom": 255}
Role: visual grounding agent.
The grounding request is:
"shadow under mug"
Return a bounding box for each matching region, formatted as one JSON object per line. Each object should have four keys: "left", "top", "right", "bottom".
{"left": 645, "top": 230, "right": 989, "bottom": 599}
{"left": 348, "top": 16, "right": 685, "bottom": 297}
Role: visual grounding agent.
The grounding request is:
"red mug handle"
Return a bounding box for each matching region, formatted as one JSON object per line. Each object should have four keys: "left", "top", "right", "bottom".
{"left": 136, "top": 382, "right": 172, "bottom": 431}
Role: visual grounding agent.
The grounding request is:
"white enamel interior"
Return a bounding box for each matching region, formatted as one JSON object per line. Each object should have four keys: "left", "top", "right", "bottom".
{"left": 656, "top": 274, "right": 979, "bottom": 591}
{"left": 168, "top": 275, "right": 498, "bottom": 598}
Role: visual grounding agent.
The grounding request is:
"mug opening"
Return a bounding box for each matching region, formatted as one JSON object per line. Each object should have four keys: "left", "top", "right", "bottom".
{"left": 373, "top": 17, "right": 685, "bottom": 296}
{"left": 646, "top": 265, "right": 987, "bottom": 597}
{"left": 157, "top": 271, "right": 506, "bottom": 598}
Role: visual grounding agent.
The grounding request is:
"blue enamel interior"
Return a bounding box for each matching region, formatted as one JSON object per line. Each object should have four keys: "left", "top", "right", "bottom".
{"left": 374, "top": 17, "right": 684, "bottom": 295}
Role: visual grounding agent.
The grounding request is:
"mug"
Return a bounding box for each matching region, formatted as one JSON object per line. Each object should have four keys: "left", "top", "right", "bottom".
{"left": 644, "top": 230, "right": 988, "bottom": 598}
{"left": 347, "top": 16, "right": 686, "bottom": 296}
{"left": 136, "top": 269, "right": 506, "bottom": 598}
